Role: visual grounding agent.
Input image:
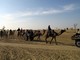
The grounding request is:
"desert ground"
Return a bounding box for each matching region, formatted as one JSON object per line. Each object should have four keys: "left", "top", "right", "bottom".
{"left": 0, "top": 29, "right": 80, "bottom": 60}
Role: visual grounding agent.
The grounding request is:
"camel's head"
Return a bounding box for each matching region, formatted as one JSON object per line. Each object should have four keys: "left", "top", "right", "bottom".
{"left": 60, "top": 29, "right": 66, "bottom": 34}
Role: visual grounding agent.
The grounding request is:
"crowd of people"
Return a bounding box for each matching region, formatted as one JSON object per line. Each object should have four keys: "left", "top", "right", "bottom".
{"left": 0, "top": 25, "right": 79, "bottom": 41}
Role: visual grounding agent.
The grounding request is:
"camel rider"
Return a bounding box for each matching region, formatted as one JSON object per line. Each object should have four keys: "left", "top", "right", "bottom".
{"left": 76, "top": 29, "right": 80, "bottom": 35}
{"left": 17, "top": 28, "right": 20, "bottom": 31}
{"left": 48, "top": 25, "right": 52, "bottom": 35}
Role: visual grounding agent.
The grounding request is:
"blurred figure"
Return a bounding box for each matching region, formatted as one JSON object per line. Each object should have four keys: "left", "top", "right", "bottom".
{"left": 76, "top": 29, "right": 80, "bottom": 34}
{"left": 48, "top": 25, "right": 52, "bottom": 35}
{"left": 17, "top": 28, "right": 20, "bottom": 31}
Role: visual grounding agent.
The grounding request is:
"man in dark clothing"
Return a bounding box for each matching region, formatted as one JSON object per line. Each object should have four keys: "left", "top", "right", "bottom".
{"left": 76, "top": 29, "right": 80, "bottom": 35}
{"left": 17, "top": 28, "right": 20, "bottom": 31}
{"left": 48, "top": 25, "right": 51, "bottom": 30}
{"left": 48, "top": 25, "right": 52, "bottom": 35}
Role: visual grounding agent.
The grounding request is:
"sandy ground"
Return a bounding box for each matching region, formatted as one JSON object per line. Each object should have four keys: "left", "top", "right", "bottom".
{"left": 0, "top": 42, "right": 80, "bottom": 60}
{"left": 0, "top": 42, "right": 79, "bottom": 50}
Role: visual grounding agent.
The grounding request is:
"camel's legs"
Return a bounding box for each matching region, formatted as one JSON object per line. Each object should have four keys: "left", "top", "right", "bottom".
{"left": 45, "top": 36, "right": 48, "bottom": 44}
{"left": 54, "top": 37, "right": 57, "bottom": 45}
{"left": 50, "top": 37, "right": 57, "bottom": 45}
{"left": 26, "top": 36, "right": 28, "bottom": 41}
{"left": 50, "top": 37, "right": 54, "bottom": 44}
{"left": 37, "top": 36, "right": 41, "bottom": 40}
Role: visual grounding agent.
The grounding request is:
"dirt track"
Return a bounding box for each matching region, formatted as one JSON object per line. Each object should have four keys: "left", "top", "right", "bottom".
{"left": 0, "top": 42, "right": 80, "bottom": 60}
{"left": 0, "top": 42, "right": 79, "bottom": 50}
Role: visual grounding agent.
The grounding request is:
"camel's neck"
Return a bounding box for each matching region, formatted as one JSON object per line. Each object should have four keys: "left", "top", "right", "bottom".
{"left": 45, "top": 30, "right": 65, "bottom": 36}
{"left": 42, "top": 30, "right": 46, "bottom": 35}
{"left": 58, "top": 30, "right": 65, "bottom": 36}
{"left": 58, "top": 32, "right": 63, "bottom": 36}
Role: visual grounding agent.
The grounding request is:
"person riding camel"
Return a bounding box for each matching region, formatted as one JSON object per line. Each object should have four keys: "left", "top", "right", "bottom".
{"left": 76, "top": 29, "right": 80, "bottom": 35}
{"left": 48, "top": 25, "right": 52, "bottom": 35}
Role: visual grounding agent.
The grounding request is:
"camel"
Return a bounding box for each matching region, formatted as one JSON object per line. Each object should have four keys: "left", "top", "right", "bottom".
{"left": 8, "top": 30, "right": 15, "bottom": 39}
{"left": 25, "top": 30, "right": 45, "bottom": 41}
{"left": 33, "top": 30, "right": 45, "bottom": 40}
{"left": 0, "top": 30, "right": 8, "bottom": 38}
{"left": 45, "top": 29, "right": 66, "bottom": 45}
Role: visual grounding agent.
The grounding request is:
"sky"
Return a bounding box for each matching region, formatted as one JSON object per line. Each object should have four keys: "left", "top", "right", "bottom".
{"left": 0, "top": 0, "right": 80, "bottom": 30}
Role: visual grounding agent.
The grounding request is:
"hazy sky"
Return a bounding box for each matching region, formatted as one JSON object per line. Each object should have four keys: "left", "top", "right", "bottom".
{"left": 0, "top": 0, "right": 80, "bottom": 29}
